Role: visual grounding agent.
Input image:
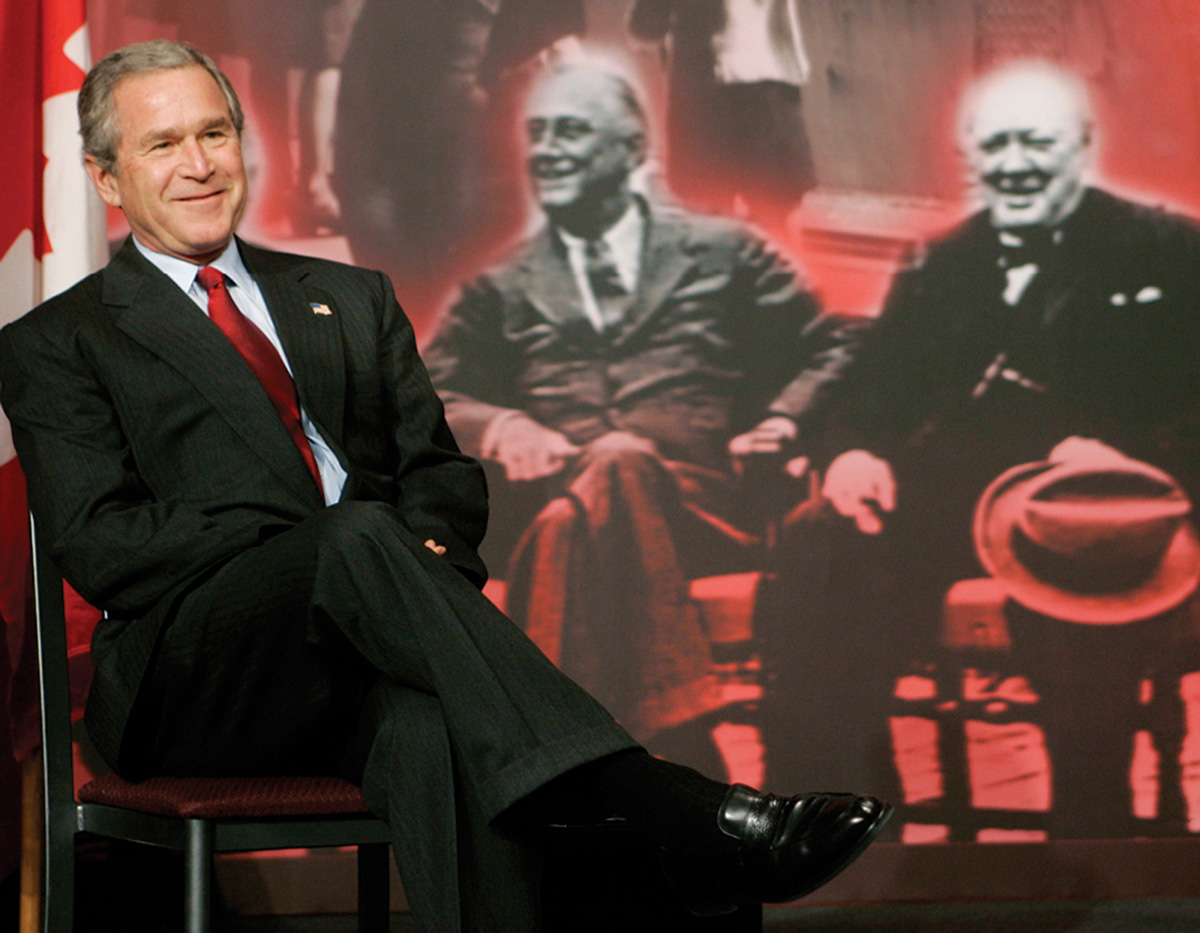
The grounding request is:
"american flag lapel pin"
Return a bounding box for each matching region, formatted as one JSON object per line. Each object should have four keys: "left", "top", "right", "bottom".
{"left": 310, "top": 302, "right": 333, "bottom": 316}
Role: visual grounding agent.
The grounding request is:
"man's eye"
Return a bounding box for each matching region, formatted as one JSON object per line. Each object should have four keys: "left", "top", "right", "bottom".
{"left": 559, "top": 122, "right": 589, "bottom": 140}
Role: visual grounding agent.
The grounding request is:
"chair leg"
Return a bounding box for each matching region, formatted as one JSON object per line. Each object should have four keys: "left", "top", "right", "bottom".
{"left": 27, "top": 752, "right": 73, "bottom": 933}
{"left": 357, "top": 842, "right": 390, "bottom": 933}
{"left": 20, "top": 753, "right": 41, "bottom": 933}
{"left": 184, "top": 820, "right": 214, "bottom": 933}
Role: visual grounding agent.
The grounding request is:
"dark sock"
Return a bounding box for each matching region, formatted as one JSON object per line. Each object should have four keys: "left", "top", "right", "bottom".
{"left": 582, "top": 748, "right": 738, "bottom": 851}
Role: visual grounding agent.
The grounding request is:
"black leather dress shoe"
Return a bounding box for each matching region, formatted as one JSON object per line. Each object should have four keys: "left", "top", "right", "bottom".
{"left": 659, "top": 784, "right": 893, "bottom": 916}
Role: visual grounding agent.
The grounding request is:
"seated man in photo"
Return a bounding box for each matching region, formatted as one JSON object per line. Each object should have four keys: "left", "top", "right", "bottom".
{"left": 425, "top": 62, "right": 849, "bottom": 774}
{"left": 761, "top": 61, "right": 1200, "bottom": 836}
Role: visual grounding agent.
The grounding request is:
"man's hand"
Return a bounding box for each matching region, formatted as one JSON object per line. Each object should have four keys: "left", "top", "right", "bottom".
{"left": 822, "top": 449, "right": 896, "bottom": 535}
{"left": 728, "top": 416, "right": 798, "bottom": 458}
{"left": 492, "top": 414, "right": 582, "bottom": 481}
{"left": 1048, "top": 436, "right": 1127, "bottom": 467}
{"left": 423, "top": 539, "right": 447, "bottom": 556}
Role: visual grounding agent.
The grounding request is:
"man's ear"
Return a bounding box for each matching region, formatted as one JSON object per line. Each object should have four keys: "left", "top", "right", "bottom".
{"left": 626, "top": 131, "right": 648, "bottom": 171}
{"left": 83, "top": 155, "right": 122, "bottom": 209}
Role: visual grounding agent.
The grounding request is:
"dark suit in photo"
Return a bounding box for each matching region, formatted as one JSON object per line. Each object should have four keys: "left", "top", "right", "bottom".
{"left": 762, "top": 187, "right": 1200, "bottom": 834}
{"left": 425, "top": 197, "right": 849, "bottom": 765}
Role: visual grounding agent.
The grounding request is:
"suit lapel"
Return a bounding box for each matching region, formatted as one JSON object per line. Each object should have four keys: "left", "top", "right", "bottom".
{"left": 1038, "top": 190, "right": 1120, "bottom": 329}
{"left": 515, "top": 229, "right": 606, "bottom": 348}
{"left": 105, "top": 240, "right": 322, "bottom": 505}
{"left": 240, "top": 241, "right": 347, "bottom": 443}
{"left": 519, "top": 229, "right": 589, "bottom": 325}
{"left": 518, "top": 202, "right": 693, "bottom": 348}
{"left": 621, "top": 207, "right": 693, "bottom": 345}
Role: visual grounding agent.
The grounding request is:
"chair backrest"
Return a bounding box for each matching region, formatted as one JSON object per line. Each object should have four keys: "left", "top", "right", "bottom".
{"left": 28, "top": 516, "right": 87, "bottom": 839}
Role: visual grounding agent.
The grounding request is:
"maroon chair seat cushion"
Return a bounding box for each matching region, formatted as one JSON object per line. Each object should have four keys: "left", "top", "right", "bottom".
{"left": 77, "top": 773, "right": 373, "bottom": 819}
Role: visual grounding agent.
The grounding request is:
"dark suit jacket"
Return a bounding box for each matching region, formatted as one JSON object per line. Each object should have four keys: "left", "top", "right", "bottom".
{"left": 814, "top": 186, "right": 1200, "bottom": 516}
{"left": 424, "top": 199, "right": 847, "bottom": 473}
{"left": 0, "top": 237, "right": 488, "bottom": 775}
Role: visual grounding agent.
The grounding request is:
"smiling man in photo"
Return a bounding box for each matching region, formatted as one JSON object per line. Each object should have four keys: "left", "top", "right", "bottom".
{"left": 761, "top": 61, "right": 1200, "bottom": 836}
{"left": 425, "top": 61, "right": 850, "bottom": 773}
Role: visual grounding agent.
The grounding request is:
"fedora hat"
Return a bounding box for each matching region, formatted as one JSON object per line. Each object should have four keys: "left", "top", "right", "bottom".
{"left": 973, "top": 455, "right": 1200, "bottom": 624}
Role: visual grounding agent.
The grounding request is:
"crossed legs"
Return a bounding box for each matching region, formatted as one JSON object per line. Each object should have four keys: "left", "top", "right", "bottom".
{"left": 139, "top": 500, "right": 636, "bottom": 931}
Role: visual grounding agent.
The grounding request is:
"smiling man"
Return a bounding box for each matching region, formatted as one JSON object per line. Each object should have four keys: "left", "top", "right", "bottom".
{"left": 83, "top": 63, "right": 249, "bottom": 263}
{"left": 0, "top": 40, "right": 891, "bottom": 931}
{"left": 425, "top": 62, "right": 850, "bottom": 771}
{"left": 965, "top": 63, "right": 1091, "bottom": 231}
{"left": 759, "top": 61, "right": 1200, "bottom": 835}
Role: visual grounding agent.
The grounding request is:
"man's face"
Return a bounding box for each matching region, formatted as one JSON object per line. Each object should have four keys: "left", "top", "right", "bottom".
{"left": 965, "top": 73, "right": 1090, "bottom": 229}
{"left": 524, "top": 72, "right": 643, "bottom": 218}
{"left": 85, "top": 65, "right": 247, "bottom": 264}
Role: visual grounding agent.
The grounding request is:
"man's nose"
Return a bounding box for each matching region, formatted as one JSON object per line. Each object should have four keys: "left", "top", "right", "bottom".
{"left": 178, "top": 137, "right": 215, "bottom": 177}
{"left": 530, "top": 134, "right": 559, "bottom": 158}
{"left": 994, "top": 139, "right": 1035, "bottom": 172}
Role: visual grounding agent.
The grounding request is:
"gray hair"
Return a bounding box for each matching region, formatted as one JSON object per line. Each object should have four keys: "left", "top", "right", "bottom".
{"left": 535, "top": 61, "right": 649, "bottom": 137}
{"left": 79, "top": 39, "right": 244, "bottom": 173}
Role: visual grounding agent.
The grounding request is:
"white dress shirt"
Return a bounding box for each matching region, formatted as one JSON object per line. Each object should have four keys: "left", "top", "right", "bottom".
{"left": 556, "top": 202, "right": 644, "bottom": 333}
{"left": 134, "top": 237, "right": 347, "bottom": 505}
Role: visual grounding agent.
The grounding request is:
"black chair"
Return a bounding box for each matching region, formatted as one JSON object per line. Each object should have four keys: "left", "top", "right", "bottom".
{"left": 28, "top": 515, "right": 393, "bottom": 933}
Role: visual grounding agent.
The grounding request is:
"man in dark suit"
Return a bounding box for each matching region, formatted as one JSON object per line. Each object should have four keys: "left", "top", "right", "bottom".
{"left": 761, "top": 61, "right": 1200, "bottom": 834}
{"left": 0, "top": 40, "right": 889, "bottom": 931}
{"left": 424, "top": 63, "right": 848, "bottom": 772}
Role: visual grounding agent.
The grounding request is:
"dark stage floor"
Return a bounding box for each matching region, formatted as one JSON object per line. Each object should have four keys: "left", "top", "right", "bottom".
{"left": 7, "top": 900, "right": 1196, "bottom": 932}
{"left": 7, "top": 865, "right": 1200, "bottom": 932}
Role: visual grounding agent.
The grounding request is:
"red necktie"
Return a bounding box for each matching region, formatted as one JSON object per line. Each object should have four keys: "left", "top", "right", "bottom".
{"left": 197, "top": 266, "right": 324, "bottom": 495}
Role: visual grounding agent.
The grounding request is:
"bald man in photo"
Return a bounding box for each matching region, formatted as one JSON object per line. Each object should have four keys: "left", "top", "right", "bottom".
{"left": 762, "top": 62, "right": 1200, "bottom": 837}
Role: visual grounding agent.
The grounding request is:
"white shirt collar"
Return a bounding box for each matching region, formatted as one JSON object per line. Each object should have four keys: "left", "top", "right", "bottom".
{"left": 556, "top": 201, "right": 644, "bottom": 292}
{"left": 132, "top": 236, "right": 252, "bottom": 294}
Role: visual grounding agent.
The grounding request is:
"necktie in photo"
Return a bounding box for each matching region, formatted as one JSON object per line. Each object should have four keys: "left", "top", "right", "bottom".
{"left": 584, "top": 238, "right": 631, "bottom": 331}
{"left": 197, "top": 266, "right": 324, "bottom": 494}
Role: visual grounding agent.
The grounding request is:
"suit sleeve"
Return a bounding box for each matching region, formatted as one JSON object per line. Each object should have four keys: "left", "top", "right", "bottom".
{"left": 796, "top": 260, "right": 947, "bottom": 468}
{"left": 374, "top": 272, "right": 491, "bottom": 586}
{"left": 0, "top": 316, "right": 266, "bottom": 615}
{"left": 733, "top": 233, "right": 855, "bottom": 431}
{"left": 423, "top": 276, "right": 526, "bottom": 459}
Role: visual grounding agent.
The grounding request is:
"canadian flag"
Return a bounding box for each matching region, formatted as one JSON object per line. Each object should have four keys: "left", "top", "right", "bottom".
{"left": 1, "top": 0, "right": 106, "bottom": 757}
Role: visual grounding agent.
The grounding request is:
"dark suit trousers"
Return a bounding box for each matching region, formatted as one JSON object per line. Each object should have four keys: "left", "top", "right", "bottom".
{"left": 138, "top": 500, "right": 637, "bottom": 933}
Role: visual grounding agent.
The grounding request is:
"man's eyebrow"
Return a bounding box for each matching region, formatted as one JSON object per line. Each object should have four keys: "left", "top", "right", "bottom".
{"left": 136, "top": 115, "right": 234, "bottom": 148}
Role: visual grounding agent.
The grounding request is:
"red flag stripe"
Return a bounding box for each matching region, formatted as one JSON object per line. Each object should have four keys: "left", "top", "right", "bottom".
{"left": 1, "top": 0, "right": 100, "bottom": 765}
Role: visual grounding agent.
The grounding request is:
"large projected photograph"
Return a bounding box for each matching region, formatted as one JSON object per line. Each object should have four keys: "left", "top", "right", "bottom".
{"left": 7, "top": 5, "right": 1200, "bottom": 906}
{"left": 84, "top": 0, "right": 1200, "bottom": 845}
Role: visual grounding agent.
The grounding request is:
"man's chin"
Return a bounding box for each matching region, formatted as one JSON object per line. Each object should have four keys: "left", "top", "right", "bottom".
{"left": 989, "top": 198, "right": 1052, "bottom": 229}
{"left": 535, "top": 187, "right": 582, "bottom": 212}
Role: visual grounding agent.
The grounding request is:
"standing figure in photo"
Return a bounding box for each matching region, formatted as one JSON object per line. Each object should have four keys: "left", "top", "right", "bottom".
{"left": 0, "top": 39, "right": 891, "bottom": 932}
{"left": 627, "top": 0, "right": 816, "bottom": 236}
{"left": 332, "top": 0, "right": 586, "bottom": 323}
{"left": 760, "top": 60, "right": 1200, "bottom": 837}
{"left": 424, "top": 61, "right": 849, "bottom": 776}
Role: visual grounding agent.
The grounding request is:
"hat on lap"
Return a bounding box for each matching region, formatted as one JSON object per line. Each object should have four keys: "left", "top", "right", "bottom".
{"left": 973, "top": 454, "right": 1200, "bottom": 624}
